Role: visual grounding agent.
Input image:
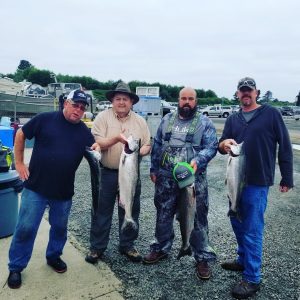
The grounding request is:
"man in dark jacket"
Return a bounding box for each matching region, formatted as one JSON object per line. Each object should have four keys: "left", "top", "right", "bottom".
{"left": 218, "top": 77, "right": 293, "bottom": 299}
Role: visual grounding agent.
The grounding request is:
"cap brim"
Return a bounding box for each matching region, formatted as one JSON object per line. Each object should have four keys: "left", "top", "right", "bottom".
{"left": 72, "top": 98, "right": 89, "bottom": 106}
{"left": 105, "top": 91, "right": 139, "bottom": 104}
{"left": 238, "top": 84, "right": 255, "bottom": 90}
{"left": 177, "top": 175, "right": 195, "bottom": 189}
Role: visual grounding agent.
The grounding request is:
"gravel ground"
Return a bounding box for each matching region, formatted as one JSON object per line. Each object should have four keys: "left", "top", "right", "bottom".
{"left": 69, "top": 149, "right": 299, "bottom": 300}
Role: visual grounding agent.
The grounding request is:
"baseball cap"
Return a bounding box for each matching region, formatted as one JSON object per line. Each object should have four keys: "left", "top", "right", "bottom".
{"left": 173, "top": 162, "right": 195, "bottom": 189}
{"left": 67, "top": 89, "right": 89, "bottom": 106}
{"left": 237, "top": 77, "right": 256, "bottom": 90}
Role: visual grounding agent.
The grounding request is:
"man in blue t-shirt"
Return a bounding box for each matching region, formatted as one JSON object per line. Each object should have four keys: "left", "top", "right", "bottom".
{"left": 7, "top": 89, "right": 100, "bottom": 289}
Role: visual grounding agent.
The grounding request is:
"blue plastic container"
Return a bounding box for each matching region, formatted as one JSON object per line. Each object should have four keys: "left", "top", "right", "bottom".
{"left": 0, "top": 125, "right": 14, "bottom": 148}
{"left": 0, "top": 170, "right": 19, "bottom": 238}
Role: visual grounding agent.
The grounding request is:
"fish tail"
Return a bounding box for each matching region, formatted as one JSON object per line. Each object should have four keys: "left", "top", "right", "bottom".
{"left": 177, "top": 246, "right": 192, "bottom": 260}
{"left": 227, "top": 209, "right": 237, "bottom": 218}
{"left": 121, "top": 217, "right": 137, "bottom": 232}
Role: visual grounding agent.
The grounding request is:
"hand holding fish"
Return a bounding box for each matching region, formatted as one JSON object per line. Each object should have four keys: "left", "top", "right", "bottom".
{"left": 90, "top": 142, "right": 100, "bottom": 152}
{"left": 190, "top": 160, "right": 197, "bottom": 173}
{"left": 150, "top": 173, "right": 157, "bottom": 183}
{"left": 118, "top": 130, "right": 128, "bottom": 145}
{"left": 219, "top": 139, "right": 238, "bottom": 154}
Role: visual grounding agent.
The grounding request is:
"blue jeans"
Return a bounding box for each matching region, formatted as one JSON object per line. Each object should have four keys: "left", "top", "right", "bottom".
{"left": 230, "top": 185, "right": 269, "bottom": 283}
{"left": 89, "top": 168, "right": 141, "bottom": 252}
{"left": 8, "top": 188, "right": 72, "bottom": 272}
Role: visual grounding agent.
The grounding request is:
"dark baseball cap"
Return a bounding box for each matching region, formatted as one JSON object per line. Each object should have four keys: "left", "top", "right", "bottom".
{"left": 237, "top": 77, "right": 256, "bottom": 90}
{"left": 67, "top": 89, "right": 89, "bottom": 105}
{"left": 173, "top": 162, "right": 195, "bottom": 189}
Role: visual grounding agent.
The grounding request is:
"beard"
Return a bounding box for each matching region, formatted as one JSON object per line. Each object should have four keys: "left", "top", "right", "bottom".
{"left": 178, "top": 104, "right": 197, "bottom": 118}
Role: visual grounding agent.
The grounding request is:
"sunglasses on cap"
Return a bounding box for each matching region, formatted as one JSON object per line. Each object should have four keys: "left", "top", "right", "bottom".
{"left": 68, "top": 100, "right": 87, "bottom": 112}
{"left": 238, "top": 80, "right": 256, "bottom": 90}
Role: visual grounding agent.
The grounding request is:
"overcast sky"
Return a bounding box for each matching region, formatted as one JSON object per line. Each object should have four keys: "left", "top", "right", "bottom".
{"left": 1, "top": 0, "right": 300, "bottom": 102}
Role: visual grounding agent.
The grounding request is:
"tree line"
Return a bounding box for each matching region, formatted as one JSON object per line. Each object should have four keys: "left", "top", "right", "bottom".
{"left": 2, "top": 60, "right": 298, "bottom": 106}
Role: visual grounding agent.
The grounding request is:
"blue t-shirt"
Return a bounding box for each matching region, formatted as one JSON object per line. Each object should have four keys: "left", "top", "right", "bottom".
{"left": 22, "top": 111, "right": 94, "bottom": 199}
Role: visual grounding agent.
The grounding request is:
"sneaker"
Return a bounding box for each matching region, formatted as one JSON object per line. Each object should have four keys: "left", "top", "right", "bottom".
{"left": 196, "top": 261, "right": 211, "bottom": 280}
{"left": 143, "top": 251, "right": 168, "bottom": 264}
{"left": 120, "top": 248, "right": 142, "bottom": 262}
{"left": 231, "top": 280, "right": 260, "bottom": 299}
{"left": 85, "top": 250, "right": 103, "bottom": 264}
{"left": 47, "top": 257, "right": 67, "bottom": 273}
{"left": 221, "top": 260, "right": 244, "bottom": 272}
{"left": 7, "top": 271, "right": 22, "bottom": 289}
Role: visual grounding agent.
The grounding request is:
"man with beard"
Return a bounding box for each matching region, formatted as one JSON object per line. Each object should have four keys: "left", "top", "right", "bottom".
{"left": 143, "top": 87, "right": 218, "bottom": 280}
{"left": 218, "top": 77, "right": 293, "bottom": 299}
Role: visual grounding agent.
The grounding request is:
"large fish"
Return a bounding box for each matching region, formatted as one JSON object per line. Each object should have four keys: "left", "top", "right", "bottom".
{"left": 118, "top": 135, "right": 140, "bottom": 231}
{"left": 225, "top": 142, "right": 246, "bottom": 220}
{"left": 177, "top": 184, "right": 196, "bottom": 259}
{"left": 84, "top": 147, "right": 101, "bottom": 215}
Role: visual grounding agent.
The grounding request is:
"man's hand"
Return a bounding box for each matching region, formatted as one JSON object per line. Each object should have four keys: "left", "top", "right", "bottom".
{"left": 190, "top": 160, "right": 197, "bottom": 173}
{"left": 90, "top": 142, "right": 100, "bottom": 152}
{"left": 279, "top": 185, "right": 291, "bottom": 193}
{"left": 219, "top": 139, "right": 237, "bottom": 154}
{"left": 118, "top": 133, "right": 128, "bottom": 144}
{"left": 150, "top": 173, "right": 157, "bottom": 183}
{"left": 15, "top": 162, "right": 29, "bottom": 181}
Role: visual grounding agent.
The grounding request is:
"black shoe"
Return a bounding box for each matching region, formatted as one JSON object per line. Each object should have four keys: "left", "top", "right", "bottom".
{"left": 85, "top": 250, "right": 103, "bottom": 264}
{"left": 221, "top": 260, "right": 244, "bottom": 272}
{"left": 120, "top": 248, "right": 142, "bottom": 262}
{"left": 232, "top": 280, "right": 260, "bottom": 299}
{"left": 7, "top": 271, "right": 22, "bottom": 289}
{"left": 47, "top": 257, "right": 67, "bottom": 273}
{"left": 196, "top": 261, "right": 211, "bottom": 280}
{"left": 143, "top": 251, "right": 168, "bottom": 264}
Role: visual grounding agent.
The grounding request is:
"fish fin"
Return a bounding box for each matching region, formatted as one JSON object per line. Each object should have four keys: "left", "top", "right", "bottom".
{"left": 227, "top": 209, "right": 237, "bottom": 218}
{"left": 122, "top": 155, "right": 126, "bottom": 165}
{"left": 121, "top": 218, "right": 137, "bottom": 232}
{"left": 225, "top": 178, "right": 227, "bottom": 185}
{"left": 177, "top": 246, "right": 192, "bottom": 260}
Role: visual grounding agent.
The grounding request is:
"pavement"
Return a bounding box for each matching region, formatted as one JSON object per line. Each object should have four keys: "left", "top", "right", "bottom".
{"left": 0, "top": 148, "right": 123, "bottom": 300}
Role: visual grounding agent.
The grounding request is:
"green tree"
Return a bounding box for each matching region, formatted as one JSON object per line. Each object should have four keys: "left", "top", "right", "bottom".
{"left": 261, "top": 90, "right": 273, "bottom": 103}
{"left": 18, "top": 60, "right": 32, "bottom": 70}
{"left": 205, "top": 89, "right": 217, "bottom": 98}
{"left": 27, "top": 69, "right": 52, "bottom": 86}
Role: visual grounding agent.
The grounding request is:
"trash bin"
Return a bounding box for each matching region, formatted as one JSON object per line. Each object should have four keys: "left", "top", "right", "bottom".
{"left": 0, "top": 170, "right": 23, "bottom": 238}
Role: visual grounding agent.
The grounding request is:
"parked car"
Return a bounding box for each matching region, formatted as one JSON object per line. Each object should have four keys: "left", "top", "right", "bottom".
{"left": 280, "top": 106, "right": 294, "bottom": 116}
{"left": 161, "top": 100, "right": 176, "bottom": 116}
{"left": 96, "top": 101, "right": 112, "bottom": 111}
{"left": 199, "top": 105, "right": 233, "bottom": 118}
{"left": 294, "top": 109, "right": 300, "bottom": 121}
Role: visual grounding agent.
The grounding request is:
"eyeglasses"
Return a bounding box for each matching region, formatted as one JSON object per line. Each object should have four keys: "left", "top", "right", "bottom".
{"left": 238, "top": 80, "right": 256, "bottom": 89}
{"left": 68, "top": 100, "right": 87, "bottom": 112}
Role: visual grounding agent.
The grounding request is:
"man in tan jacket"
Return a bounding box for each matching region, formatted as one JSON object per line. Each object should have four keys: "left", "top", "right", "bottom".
{"left": 85, "top": 81, "right": 151, "bottom": 263}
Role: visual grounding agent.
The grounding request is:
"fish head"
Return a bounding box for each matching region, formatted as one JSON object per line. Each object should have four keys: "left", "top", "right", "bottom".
{"left": 125, "top": 135, "right": 140, "bottom": 153}
{"left": 230, "top": 142, "right": 244, "bottom": 157}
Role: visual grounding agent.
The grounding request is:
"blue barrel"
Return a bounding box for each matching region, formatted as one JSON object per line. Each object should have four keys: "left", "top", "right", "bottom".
{"left": 0, "top": 170, "right": 22, "bottom": 238}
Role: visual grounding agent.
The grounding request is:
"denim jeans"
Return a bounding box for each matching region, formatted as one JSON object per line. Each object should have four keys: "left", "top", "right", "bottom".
{"left": 8, "top": 188, "right": 72, "bottom": 272}
{"left": 89, "top": 168, "right": 141, "bottom": 252}
{"left": 230, "top": 185, "right": 269, "bottom": 283}
{"left": 150, "top": 173, "right": 216, "bottom": 262}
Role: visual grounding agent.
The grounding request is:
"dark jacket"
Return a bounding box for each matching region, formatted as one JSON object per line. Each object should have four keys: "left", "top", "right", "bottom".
{"left": 219, "top": 104, "right": 293, "bottom": 187}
